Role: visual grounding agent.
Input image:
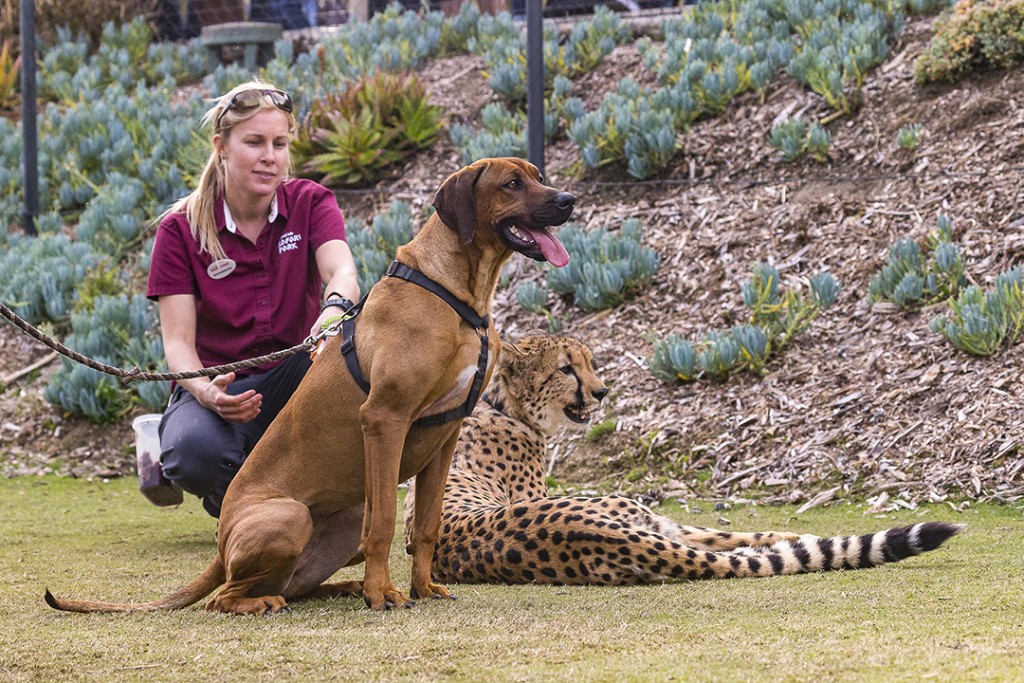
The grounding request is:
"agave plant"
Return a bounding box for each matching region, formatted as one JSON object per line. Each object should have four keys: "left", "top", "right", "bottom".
{"left": 292, "top": 71, "right": 443, "bottom": 187}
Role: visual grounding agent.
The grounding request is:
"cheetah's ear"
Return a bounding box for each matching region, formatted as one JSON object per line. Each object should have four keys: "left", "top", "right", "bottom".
{"left": 500, "top": 341, "right": 525, "bottom": 374}
{"left": 500, "top": 341, "right": 523, "bottom": 357}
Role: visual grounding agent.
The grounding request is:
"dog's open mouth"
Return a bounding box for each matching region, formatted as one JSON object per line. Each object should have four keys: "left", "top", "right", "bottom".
{"left": 563, "top": 404, "right": 591, "bottom": 424}
{"left": 501, "top": 223, "right": 570, "bottom": 267}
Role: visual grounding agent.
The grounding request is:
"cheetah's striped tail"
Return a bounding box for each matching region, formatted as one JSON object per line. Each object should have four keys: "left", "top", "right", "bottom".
{"left": 710, "top": 521, "right": 964, "bottom": 579}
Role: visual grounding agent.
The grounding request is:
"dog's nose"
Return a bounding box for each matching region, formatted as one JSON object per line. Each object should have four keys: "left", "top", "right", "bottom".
{"left": 554, "top": 192, "right": 575, "bottom": 211}
{"left": 593, "top": 387, "right": 608, "bottom": 402}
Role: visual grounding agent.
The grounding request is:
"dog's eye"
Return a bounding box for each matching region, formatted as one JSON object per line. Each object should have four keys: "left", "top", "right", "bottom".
{"left": 559, "top": 364, "right": 573, "bottom": 375}
{"left": 505, "top": 178, "right": 521, "bottom": 189}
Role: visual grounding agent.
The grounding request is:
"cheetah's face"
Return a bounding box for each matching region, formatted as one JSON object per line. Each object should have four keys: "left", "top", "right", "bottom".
{"left": 503, "top": 336, "right": 608, "bottom": 435}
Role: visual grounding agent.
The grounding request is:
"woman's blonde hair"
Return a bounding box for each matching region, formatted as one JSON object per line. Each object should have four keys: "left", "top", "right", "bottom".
{"left": 164, "top": 80, "right": 298, "bottom": 261}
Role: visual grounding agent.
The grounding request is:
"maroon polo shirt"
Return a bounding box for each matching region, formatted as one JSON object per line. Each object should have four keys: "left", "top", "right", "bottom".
{"left": 147, "top": 178, "right": 346, "bottom": 375}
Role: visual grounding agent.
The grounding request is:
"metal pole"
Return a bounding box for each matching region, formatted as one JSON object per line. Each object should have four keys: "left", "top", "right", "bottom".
{"left": 19, "top": 0, "right": 39, "bottom": 236}
{"left": 525, "top": 0, "right": 544, "bottom": 176}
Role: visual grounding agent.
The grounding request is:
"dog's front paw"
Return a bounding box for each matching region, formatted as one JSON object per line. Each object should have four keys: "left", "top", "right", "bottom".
{"left": 362, "top": 586, "right": 415, "bottom": 611}
{"left": 410, "top": 581, "right": 457, "bottom": 601}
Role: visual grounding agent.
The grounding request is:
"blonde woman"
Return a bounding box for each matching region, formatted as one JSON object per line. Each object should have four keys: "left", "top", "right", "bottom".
{"left": 146, "top": 82, "right": 360, "bottom": 517}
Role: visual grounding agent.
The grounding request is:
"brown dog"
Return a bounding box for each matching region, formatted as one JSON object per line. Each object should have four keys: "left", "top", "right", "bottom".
{"left": 45, "top": 157, "right": 575, "bottom": 614}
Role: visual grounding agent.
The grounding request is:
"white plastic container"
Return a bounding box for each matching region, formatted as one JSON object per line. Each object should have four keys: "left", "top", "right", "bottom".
{"left": 131, "top": 413, "right": 182, "bottom": 507}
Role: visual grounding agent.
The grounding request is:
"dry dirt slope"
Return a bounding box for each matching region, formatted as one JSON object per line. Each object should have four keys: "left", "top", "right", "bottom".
{"left": 2, "top": 15, "right": 1023, "bottom": 510}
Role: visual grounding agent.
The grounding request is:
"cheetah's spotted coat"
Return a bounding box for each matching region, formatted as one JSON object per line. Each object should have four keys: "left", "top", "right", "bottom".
{"left": 406, "top": 336, "right": 963, "bottom": 585}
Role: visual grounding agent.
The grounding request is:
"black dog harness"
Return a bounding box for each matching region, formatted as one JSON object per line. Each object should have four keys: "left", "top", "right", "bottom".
{"left": 339, "top": 260, "right": 490, "bottom": 427}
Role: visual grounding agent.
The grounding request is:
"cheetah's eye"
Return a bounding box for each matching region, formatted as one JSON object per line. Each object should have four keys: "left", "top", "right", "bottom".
{"left": 559, "top": 365, "right": 573, "bottom": 375}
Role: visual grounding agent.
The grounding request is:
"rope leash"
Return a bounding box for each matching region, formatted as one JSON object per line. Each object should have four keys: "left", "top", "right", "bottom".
{"left": 0, "top": 302, "right": 351, "bottom": 384}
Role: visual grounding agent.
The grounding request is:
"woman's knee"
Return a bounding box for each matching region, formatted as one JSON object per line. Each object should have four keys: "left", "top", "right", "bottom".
{"left": 160, "top": 422, "right": 242, "bottom": 497}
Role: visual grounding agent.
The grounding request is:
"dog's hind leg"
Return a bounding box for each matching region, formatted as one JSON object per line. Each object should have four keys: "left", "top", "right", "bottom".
{"left": 296, "top": 581, "right": 364, "bottom": 600}
{"left": 284, "top": 504, "right": 365, "bottom": 601}
{"left": 205, "top": 498, "right": 313, "bottom": 615}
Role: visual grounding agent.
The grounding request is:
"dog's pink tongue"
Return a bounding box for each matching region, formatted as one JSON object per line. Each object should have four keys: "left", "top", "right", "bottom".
{"left": 528, "top": 228, "right": 570, "bottom": 267}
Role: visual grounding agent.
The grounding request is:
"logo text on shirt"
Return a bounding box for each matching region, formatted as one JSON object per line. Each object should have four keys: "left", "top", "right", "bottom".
{"left": 278, "top": 231, "right": 302, "bottom": 254}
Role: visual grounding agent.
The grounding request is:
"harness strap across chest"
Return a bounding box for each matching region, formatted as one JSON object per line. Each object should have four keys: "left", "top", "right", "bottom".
{"left": 340, "top": 260, "right": 490, "bottom": 427}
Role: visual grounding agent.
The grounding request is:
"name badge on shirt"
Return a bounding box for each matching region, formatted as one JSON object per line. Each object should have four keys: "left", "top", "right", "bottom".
{"left": 207, "top": 258, "right": 237, "bottom": 280}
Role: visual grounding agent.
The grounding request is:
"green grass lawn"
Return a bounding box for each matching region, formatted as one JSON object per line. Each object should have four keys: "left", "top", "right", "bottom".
{"left": 1, "top": 476, "right": 1021, "bottom": 682}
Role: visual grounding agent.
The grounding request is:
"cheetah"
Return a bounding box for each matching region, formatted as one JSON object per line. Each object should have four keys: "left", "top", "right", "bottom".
{"left": 405, "top": 335, "right": 963, "bottom": 585}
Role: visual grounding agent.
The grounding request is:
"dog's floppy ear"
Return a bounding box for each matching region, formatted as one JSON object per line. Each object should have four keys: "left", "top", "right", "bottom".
{"left": 432, "top": 163, "right": 487, "bottom": 243}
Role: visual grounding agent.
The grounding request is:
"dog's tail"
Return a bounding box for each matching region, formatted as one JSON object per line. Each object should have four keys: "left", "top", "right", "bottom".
{"left": 44, "top": 556, "right": 225, "bottom": 613}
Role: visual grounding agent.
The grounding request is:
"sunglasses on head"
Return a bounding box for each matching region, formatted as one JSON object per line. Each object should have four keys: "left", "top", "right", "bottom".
{"left": 215, "top": 88, "right": 293, "bottom": 128}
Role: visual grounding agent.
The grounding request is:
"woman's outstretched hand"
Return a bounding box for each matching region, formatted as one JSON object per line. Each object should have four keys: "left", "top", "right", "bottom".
{"left": 198, "top": 372, "right": 262, "bottom": 423}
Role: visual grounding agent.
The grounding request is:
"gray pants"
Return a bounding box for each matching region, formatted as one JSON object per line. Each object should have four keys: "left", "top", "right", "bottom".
{"left": 158, "top": 353, "right": 312, "bottom": 518}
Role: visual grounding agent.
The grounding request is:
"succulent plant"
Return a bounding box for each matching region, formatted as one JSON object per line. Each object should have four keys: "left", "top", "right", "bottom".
{"left": 897, "top": 123, "right": 923, "bottom": 149}
{"left": 867, "top": 215, "right": 967, "bottom": 307}
{"left": 544, "top": 219, "right": 661, "bottom": 312}
{"left": 345, "top": 201, "right": 415, "bottom": 295}
{"left": 44, "top": 294, "right": 168, "bottom": 421}
{"left": 650, "top": 262, "right": 840, "bottom": 384}
{"left": 648, "top": 333, "right": 697, "bottom": 382}
{"left": 0, "top": 234, "right": 98, "bottom": 324}
{"left": 931, "top": 265, "right": 1024, "bottom": 356}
